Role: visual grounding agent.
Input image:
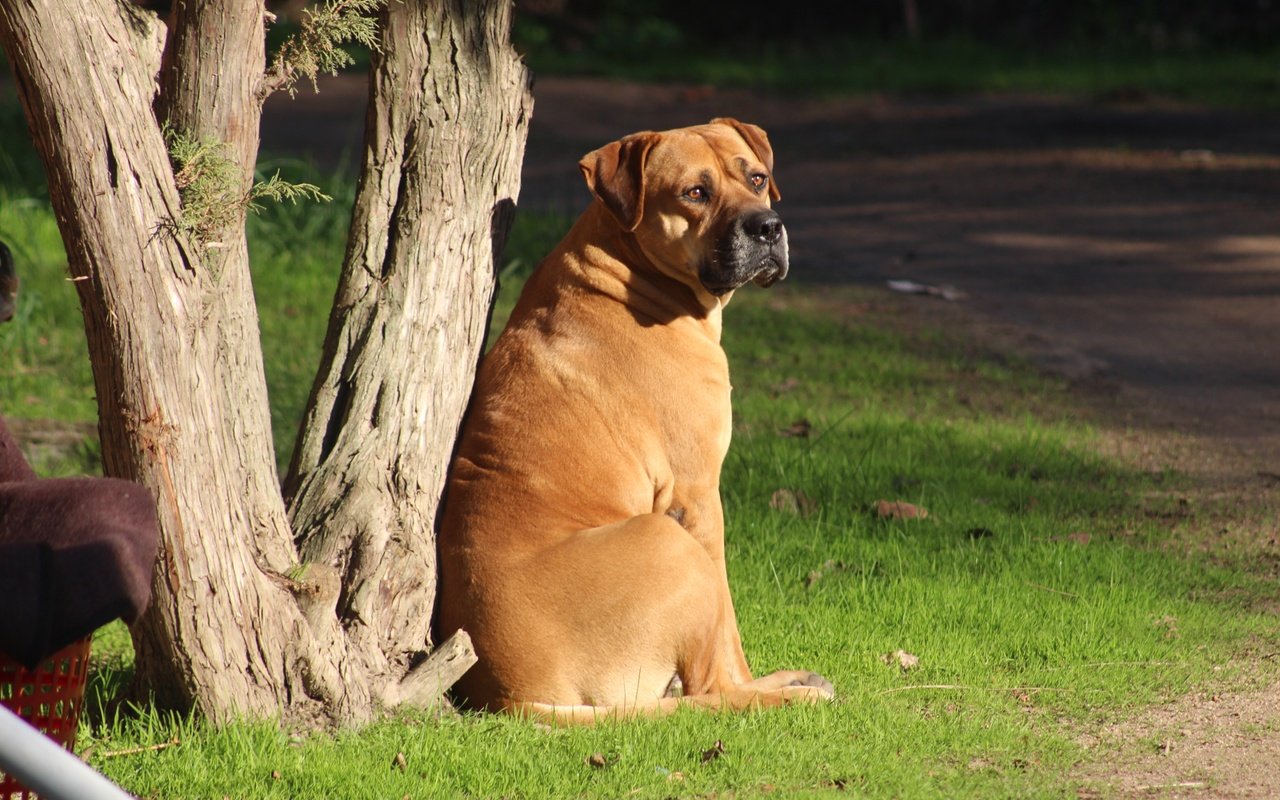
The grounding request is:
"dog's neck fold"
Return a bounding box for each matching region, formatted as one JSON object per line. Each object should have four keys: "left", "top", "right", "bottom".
{"left": 562, "top": 204, "right": 726, "bottom": 340}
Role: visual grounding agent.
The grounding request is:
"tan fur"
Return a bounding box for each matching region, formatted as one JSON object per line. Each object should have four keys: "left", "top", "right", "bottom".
{"left": 437, "top": 119, "right": 832, "bottom": 722}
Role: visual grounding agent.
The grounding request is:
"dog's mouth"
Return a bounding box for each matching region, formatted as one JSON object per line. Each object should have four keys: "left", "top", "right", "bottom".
{"left": 698, "top": 218, "right": 789, "bottom": 295}
{"left": 751, "top": 257, "right": 786, "bottom": 289}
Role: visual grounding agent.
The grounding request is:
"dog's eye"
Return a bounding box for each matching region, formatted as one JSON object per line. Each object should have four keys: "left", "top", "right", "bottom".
{"left": 683, "top": 186, "right": 708, "bottom": 202}
{"left": 749, "top": 174, "right": 768, "bottom": 191}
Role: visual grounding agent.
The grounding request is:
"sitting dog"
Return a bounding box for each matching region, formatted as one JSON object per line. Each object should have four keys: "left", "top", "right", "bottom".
{"left": 438, "top": 119, "right": 834, "bottom": 723}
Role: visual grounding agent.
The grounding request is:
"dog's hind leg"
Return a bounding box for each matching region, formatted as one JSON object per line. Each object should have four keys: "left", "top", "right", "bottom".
{"left": 507, "top": 678, "right": 832, "bottom": 726}
{"left": 490, "top": 511, "right": 834, "bottom": 724}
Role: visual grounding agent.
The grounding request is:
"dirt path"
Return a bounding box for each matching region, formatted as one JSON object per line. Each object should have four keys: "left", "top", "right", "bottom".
{"left": 275, "top": 74, "right": 1280, "bottom": 797}
{"left": 518, "top": 80, "right": 1280, "bottom": 472}
{"left": 269, "top": 77, "right": 1280, "bottom": 469}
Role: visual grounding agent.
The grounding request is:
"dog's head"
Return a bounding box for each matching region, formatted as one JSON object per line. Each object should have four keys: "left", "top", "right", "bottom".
{"left": 579, "top": 118, "right": 787, "bottom": 298}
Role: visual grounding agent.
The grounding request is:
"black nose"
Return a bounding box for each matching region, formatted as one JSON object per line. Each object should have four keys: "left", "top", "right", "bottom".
{"left": 745, "top": 210, "right": 783, "bottom": 245}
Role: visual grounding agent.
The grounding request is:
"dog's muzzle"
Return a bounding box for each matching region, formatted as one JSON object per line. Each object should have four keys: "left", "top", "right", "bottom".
{"left": 699, "top": 209, "right": 790, "bottom": 295}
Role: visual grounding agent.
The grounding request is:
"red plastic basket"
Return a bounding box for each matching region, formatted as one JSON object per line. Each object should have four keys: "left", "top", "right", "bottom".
{"left": 0, "top": 637, "right": 92, "bottom": 799}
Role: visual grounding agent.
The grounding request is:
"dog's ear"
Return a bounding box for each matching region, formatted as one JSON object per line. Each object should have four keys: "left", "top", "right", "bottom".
{"left": 579, "top": 132, "right": 659, "bottom": 231}
{"left": 711, "top": 117, "right": 781, "bottom": 201}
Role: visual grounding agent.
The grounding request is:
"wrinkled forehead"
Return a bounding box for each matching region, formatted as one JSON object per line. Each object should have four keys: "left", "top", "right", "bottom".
{"left": 644, "top": 125, "right": 764, "bottom": 186}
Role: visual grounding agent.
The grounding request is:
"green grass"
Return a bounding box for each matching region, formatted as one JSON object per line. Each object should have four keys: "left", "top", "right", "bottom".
{"left": 4, "top": 99, "right": 1278, "bottom": 797}
{"left": 0, "top": 121, "right": 573, "bottom": 474}
{"left": 525, "top": 37, "right": 1280, "bottom": 109}
{"left": 0, "top": 105, "right": 96, "bottom": 433}
{"left": 73, "top": 284, "right": 1278, "bottom": 798}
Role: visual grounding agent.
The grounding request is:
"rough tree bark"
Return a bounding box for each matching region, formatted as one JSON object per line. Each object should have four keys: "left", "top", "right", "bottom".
{"left": 285, "top": 1, "right": 531, "bottom": 704}
{"left": 0, "top": 0, "right": 530, "bottom": 724}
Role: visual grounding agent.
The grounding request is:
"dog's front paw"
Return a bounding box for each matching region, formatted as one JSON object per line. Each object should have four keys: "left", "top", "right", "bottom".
{"left": 788, "top": 672, "right": 835, "bottom": 699}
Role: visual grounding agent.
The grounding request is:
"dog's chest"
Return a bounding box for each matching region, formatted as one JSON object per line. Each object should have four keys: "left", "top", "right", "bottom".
{"left": 656, "top": 343, "right": 733, "bottom": 477}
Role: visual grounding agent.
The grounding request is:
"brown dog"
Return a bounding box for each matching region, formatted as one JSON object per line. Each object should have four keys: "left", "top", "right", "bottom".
{"left": 437, "top": 119, "right": 833, "bottom": 723}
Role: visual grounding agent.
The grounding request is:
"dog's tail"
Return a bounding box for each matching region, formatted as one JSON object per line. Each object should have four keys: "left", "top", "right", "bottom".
{"left": 506, "top": 684, "right": 828, "bottom": 727}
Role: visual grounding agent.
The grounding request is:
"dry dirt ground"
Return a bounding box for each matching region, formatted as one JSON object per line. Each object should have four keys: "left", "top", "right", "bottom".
{"left": 265, "top": 75, "right": 1279, "bottom": 796}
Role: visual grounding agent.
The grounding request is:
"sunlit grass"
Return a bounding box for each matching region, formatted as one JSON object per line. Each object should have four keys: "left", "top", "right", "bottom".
{"left": 4, "top": 98, "right": 1277, "bottom": 798}
{"left": 78, "top": 272, "right": 1278, "bottom": 799}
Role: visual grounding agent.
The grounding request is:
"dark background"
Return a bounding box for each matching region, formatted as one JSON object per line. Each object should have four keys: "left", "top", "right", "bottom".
{"left": 513, "top": 0, "right": 1280, "bottom": 55}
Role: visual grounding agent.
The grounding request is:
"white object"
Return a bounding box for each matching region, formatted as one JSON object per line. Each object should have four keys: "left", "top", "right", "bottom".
{"left": 0, "top": 704, "right": 134, "bottom": 800}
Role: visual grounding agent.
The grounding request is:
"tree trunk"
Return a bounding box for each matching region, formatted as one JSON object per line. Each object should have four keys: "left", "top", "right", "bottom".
{"left": 0, "top": 0, "right": 308, "bottom": 719}
{"left": 285, "top": 0, "right": 531, "bottom": 687}
{"left": 0, "top": 0, "right": 529, "bottom": 724}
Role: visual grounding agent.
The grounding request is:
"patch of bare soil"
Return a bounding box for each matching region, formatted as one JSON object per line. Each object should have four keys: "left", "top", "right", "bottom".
{"left": 1076, "top": 679, "right": 1280, "bottom": 799}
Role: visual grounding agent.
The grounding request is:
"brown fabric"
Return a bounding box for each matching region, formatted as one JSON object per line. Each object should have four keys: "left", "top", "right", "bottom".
{"left": 0, "top": 416, "right": 37, "bottom": 483}
{"left": 0, "top": 415, "right": 158, "bottom": 668}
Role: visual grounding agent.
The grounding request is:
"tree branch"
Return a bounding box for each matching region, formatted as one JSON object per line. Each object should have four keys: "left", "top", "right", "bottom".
{"left": 386, "top": 630, "right": 477, "bottom": 708}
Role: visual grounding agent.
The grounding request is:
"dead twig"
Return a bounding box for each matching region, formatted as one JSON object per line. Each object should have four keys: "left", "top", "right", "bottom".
{"left": 876, "top": 684, "right": 1088, "bottom": 696}
{"left": 1024, "top": 581, "right": 1081, "bottom": 599}
{"left": 98, "top": 737, "right": 180, "bottom": 759}
{"left": 1039, "top": 660, "right": 1181, "bottom": 671}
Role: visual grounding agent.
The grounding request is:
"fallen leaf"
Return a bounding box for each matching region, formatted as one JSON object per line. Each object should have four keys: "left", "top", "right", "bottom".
{"left": 700, "top": 739, "right": 726, "bottom": 763}
{"left": 875, "top": 499, "right": 928, "bottom": 520}
{"left": 778, "top": 418, "right": 812, "bottom": 437}
{"left": 392, "top": 752, "right": 407, "bottom": 771}
{"left": 770, "top": 377, "right": 801, "bottom": 396}
{"left": 770, "top": 488, "right": 818, "bottom": 517}
{"left": 668, "top": 771, "right": 685, "bottom": 782}
{"left": 586, "top": 752, "right": 608, "bottom": 768}
{"left": 885, "top": 278, "right": 965, "bottom": 301}
{"left": 880, "top": 649, "right": 919, "bottom": 671}
{"left": 1043, "top": 531, "right": 1092, "bottom": 546}
{"left": 804, "top": 559, "right": 846, "bottom": 589}
{"left": 770, "top": 488, "right": 799, "bottom": 513}
{"left": 270, "top": 770, "right": 282, "bottom": 781}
